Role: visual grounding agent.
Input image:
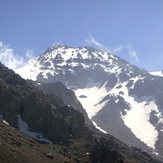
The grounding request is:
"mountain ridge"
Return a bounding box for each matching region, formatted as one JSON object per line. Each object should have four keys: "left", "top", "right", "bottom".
{"left": 15, "top": 45, "right": 163, "bottom": 158}
{"left": 1, "top": 61, "right": 161, "bottom": 162}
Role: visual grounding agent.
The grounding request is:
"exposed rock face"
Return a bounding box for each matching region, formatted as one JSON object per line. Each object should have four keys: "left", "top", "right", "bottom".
{"left": 0, "top": 62, "right": 84, "bottom": 143}
{"left": 28, "top": 80, "right": 93, "bottom": 126}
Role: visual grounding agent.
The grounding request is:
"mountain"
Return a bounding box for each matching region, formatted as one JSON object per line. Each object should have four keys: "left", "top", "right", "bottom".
{"left": 1, "top": 62, "right": 161, "bottom": 162}
{"left": 16, "top": 45, "right": 163, "bottom": 159}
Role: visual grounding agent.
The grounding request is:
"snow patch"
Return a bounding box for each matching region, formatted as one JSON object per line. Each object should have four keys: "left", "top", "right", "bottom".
{"left": 0, "top": 115, "right": 9, "bottom": 125}
{"left": 120, "top": 95, "right": 159, "bottom": 149}
{"left": 92, "top": 121, "right": 107, "bottom": 134}
{"left": 17, "top": 115, "right": 52, "bottom": 144}
{"left": 108, "top": 80, "right": 161, "bottom": 149}
{"left": 74, "top": 81, "right": 109, "bottom": 134}
{"left": 129, "top": 76, "right": 140, "bottom": 89}
{"left": 16, "top": 59, "right": 38, "bottom": 80}
{"left": 150, "top": 71, "right": 163, "bottom": 77}
{"left": 75, "top": 82, "right": 108, "bottom": 119}
{"left": 115, "top": 99, "right": 119, "bottom": 103}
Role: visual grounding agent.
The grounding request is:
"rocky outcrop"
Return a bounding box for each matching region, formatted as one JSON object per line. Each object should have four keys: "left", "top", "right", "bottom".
{"left": 0, "top": 62, "right": 85, "bottom": 143}
{"left": 29, "top": 80, "right": 93, "bottom": 126}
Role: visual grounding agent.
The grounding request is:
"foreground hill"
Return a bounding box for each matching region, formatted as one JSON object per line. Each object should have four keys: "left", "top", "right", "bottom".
{"left": 1, "top": 120, "right": 161, "bottom": 163}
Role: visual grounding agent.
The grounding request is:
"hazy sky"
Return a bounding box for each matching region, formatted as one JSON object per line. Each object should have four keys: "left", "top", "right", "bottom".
{"left": 0, "top": 0, "right": 163, "bottom": 71}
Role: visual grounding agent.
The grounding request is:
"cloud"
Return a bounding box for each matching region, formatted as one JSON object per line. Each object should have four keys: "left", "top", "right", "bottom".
{"left": 85, "top": 34, "right": 107, "bottom": 50}
{"left": 0, "top": 42, "right": 34, "bottom": 71}
{"left": 25, "top": 49, "right": 34, "bottom": 59}
{"left": 112, "top": 45, "right": 123, "bottom": 54}
{"left": 52, "top": 37, "right": 62, "bottom": 46}
{"left": 125, "top": 44, "right": 139, "bottom": 62}
{"left": 113, "top": 44, "right": 139, "bottom": 63}
{"left": 85, "top": 34, "right": 139, "bottom": 62}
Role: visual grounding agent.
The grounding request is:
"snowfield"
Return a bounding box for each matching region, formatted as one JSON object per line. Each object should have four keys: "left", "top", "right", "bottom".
{"left": 150, "top": 71, "right": 163, "bottom": 77}
{"left": 75, "top": 76, "right": 163, "bottom": 149}
{"left": 17, "top": 115, "right": 52, "bottom": 144}
{"left": 74, "top": 80, "right": 108, "bottom": 133}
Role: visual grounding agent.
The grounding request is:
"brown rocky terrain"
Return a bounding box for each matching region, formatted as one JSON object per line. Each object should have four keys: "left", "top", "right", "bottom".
{"left": 0, "top": 121, "right": 160, "bottom": 163}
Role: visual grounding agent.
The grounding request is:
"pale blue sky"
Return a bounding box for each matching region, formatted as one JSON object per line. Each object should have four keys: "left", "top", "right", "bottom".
{"left": 0, "top": 0, "right": 163, "bottom": 71}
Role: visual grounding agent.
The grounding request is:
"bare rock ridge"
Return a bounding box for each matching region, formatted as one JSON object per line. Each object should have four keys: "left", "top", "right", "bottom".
{"left": 0, "top": 61, "right": 161, "bottom": 162}
{"left": 0, "top": 61, "right": 84, "bottom": 143}
{"left": 28, "top": 80, "right": 93, "bottom": 126}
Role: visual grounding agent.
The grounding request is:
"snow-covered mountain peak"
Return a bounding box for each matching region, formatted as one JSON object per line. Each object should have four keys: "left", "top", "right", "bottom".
{"left": 16, "top": 45, "right": 144, "bottom": 84}
{"left": 43, "top": 45, "right": 110, "bottom": 61}
{"left": 16, "top": 45, "right": 163, "bottom": 157}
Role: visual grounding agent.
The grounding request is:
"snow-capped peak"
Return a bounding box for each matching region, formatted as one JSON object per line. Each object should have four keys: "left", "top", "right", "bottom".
{"left": 15, "top": 45, "right": 163, "bottom": 156}
{"left": 16, "top": 45, "right": 138, "bottom": 83}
